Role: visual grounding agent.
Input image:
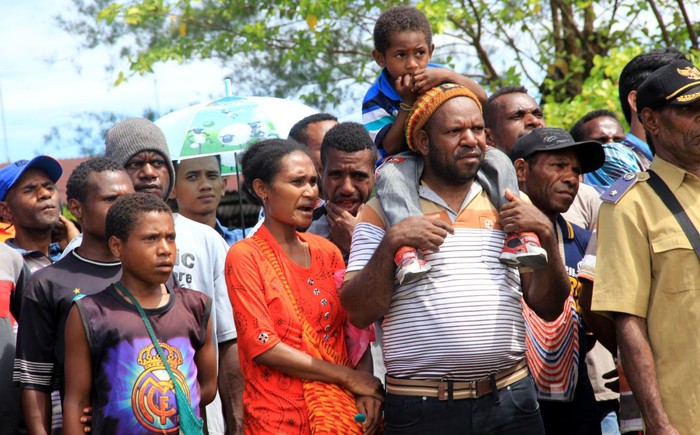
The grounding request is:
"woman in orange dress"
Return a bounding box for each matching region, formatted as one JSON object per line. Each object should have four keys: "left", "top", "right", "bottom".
{"left": 225, "top": 139, "right": 383, "bottom": 434}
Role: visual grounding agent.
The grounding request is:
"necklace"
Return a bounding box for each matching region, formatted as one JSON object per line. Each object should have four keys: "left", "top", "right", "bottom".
{"left": 303, "top": 242, "right": 310, "bottom": 269}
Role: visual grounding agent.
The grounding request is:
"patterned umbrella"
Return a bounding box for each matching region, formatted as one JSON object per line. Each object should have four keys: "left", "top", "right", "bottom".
{"left": 156, "top": 95, "right": 318, "bottom": 175}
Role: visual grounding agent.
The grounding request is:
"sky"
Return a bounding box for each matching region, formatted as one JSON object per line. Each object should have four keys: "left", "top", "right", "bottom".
{"left": 0, "top": 0, "right": 234, "bottom": 163}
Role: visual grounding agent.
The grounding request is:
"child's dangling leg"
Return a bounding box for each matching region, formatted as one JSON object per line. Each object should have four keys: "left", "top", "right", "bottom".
{"left": 477, "top": 147, "right": 548, "bottom": 269}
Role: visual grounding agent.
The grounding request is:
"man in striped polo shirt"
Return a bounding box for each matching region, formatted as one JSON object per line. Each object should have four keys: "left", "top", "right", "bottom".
{"left": 341, "top": 84, "right": 571, "bottom": 434}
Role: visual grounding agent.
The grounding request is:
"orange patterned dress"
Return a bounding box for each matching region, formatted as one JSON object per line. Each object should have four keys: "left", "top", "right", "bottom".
{"left": 224, "top": 225, "right": 348, "bottom": 434}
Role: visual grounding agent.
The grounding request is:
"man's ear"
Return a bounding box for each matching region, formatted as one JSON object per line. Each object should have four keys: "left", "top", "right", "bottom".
{"left": 513, "top": 158, "right": 528, "bottom": 189}
{"left": 372, "top": 49, "right": 386, "bottom": 68}
{"left": 627, "top": 90, "right": 638, "bottom": 115}
{"left": 413, "top": 129, "right": 430, "bottom": 157}
{"left": 428, "top": 43, "right": 435, "bottom": 58}
{"left": 169, "top": 185, "right": 178, "bottom": 200}
{"left": 0, "top": 202, "right": 14, "bottom": 224}
{"left": 485, "top": 128, "right": 496, "bottom": 147}
{"left": 108, "top": 235, "right": 122, "bottom": 259}
{"left": 639, "top": 108, "right": 660, "bottom": 135}
{"left": 68, "top": 198, "right": 83, "bottom": 221}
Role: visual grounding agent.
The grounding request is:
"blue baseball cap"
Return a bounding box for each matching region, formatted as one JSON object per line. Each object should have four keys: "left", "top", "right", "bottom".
{"left": 0, "top": 156, "right": 63, "bottom": 201}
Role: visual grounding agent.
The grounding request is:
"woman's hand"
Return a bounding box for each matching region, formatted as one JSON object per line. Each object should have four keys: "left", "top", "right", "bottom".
{"left": 343, "top": 369, "right": 384, "bottom": 400}
{"left": 355, "top": 394, "right": 382, "bottom": 434}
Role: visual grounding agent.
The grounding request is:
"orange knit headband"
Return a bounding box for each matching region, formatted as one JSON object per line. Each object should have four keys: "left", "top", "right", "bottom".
{"left": 405, "top": 83, "right": 482, "bottom": 151}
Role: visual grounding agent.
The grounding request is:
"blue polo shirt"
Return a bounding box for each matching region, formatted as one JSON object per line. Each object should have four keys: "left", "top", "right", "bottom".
{"left": 362, "top": 62, "right": 442, "bottom": 161}
{"left": 215, "top": 219, "right": 250, "bottom": 247}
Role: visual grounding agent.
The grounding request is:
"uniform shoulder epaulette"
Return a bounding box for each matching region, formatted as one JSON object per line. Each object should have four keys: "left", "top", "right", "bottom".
{"left": 600, "top": 172, "right": 648, "bottom": 204}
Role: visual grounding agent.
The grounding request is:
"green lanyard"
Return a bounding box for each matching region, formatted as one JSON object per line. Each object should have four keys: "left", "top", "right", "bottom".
{"left": 114, "top": 281, "right": 204, "bottom": 435}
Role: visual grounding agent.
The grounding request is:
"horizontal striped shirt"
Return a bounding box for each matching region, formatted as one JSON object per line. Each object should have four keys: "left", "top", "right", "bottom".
{"left": 346, "top": 182, "right": 526, "bottom": 380}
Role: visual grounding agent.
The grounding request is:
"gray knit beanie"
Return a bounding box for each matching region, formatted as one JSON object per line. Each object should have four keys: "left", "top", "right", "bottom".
{"left": 104, "top": 118, "right": 176, "bottom": 198}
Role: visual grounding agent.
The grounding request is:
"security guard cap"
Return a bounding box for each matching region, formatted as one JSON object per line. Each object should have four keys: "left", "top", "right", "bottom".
{"left": 637, "top": 59, "right": 700, "bottom": 112}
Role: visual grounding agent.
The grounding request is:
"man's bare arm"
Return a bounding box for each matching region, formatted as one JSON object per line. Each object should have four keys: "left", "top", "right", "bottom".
{"left": 499, "top": 190, "right": 570, "bottom": 320}
{"left": 22, "top": 389, "right": 52, "bottom": 435}
{"left": 340, "top": 215, "right": 452, "bottom": 328}
{"left": 578, "top": 278, "right": 617, "bottom": 354}
{"left": 218, "top": 339, "right": 244, "bottom": 435}
{"left": 616, "top": 313, "right": 679, "bottom": 435}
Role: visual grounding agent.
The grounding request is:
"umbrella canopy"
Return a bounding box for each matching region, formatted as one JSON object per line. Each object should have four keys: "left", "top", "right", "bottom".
{"left": 155, "top": 96, "right": 318, "bottom": 175}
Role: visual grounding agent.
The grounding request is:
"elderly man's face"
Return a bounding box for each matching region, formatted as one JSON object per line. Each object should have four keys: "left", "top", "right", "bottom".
{"left": 648, "top": 102, "right": 700, "bottom": 166}
{"left": 0, "top": 169, "right": 60, "bottom": 232}
{"left": 421, "top": 97, "right": 487, "bottom": 185}
{"left": 487, "top": 93, "right": 545, "bottom": 155}
{"left": 517, "top": 150, "right": 581, "bottom": 217}
{"left": 321, "top": 148, "right": 375, "bottom": 216}
{"left": 124, "top": 151, "right": 170, "bottom": 200}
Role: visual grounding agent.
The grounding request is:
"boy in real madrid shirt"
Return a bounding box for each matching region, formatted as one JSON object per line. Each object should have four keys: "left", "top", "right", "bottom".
{"left": 62, "top": 193, "right": 216, "bottom": 435}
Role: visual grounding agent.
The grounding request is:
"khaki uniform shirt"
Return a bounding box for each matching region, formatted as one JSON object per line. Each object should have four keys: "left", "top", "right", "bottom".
{"left": 592, "top": 157, "right": 700, "bottom": 434}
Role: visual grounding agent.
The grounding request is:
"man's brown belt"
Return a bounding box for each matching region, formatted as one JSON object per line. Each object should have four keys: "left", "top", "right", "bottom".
{"left": 385, "top": 360, "right": 529, "bottom": 400}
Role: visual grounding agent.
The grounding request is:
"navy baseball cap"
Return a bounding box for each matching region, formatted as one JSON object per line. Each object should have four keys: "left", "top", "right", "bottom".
{"left": 511, "top": 128, "right": 605, "bottom": 174}
{"left": 0, "top": 156, "right": 63, "bottom": 201}
{"left": 637, "top": 59, "right": 700, "bottom": 112}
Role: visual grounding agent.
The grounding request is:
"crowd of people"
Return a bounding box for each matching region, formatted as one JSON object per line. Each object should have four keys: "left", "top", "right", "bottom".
{"left": 1, "top": 4, "right": 699, "bottom": 435}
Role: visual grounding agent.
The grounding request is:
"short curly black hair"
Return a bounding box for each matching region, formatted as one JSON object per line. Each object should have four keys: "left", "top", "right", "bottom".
{"left": 288, "top": 113, "right": 338, "bottom": 148}
{"left": 66, "top": 157, "right": 124, "bottom": 203}
{"left": 240, "top": 139, "right": 310, "bottom": 206}
{"left": 106, "top": 192, "right": 171, "bottom": 241}
{"left": 570, "top": 110, "right": 622, "bottom": 142}
{"left": 373, "top": 6, "right": 432, "bottom": 54}
{"left": 619, "top": 48, "right": 687, "bottom": 124}
{"left": 320, "top": 122, "right": 377, "bottom": 170}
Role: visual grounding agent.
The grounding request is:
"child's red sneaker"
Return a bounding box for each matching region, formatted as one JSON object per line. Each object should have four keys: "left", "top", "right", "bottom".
{"left": 499, "top": 231, "right": 548, "bottom": 268}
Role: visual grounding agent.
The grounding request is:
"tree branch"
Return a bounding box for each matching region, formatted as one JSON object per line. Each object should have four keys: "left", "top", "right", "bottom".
{"left": 646, "top": 0, "right": 672, "bottom": 46}
{"left": 550, "top": 0, "right": 596, "bottom": 58}
{"left": 500, "top": 29, "right": 542, "bottom": 88}
{"left": 677, "top": 0, "right": 699, "bottom": 50}
{"left": 604, "top": 0, "right": 622, "bottom": 37}
{"left": 448, "top": 16, "right": 500, "bottom": 82}
{"left": 551, "top": 0, "right": 563, "bottom": 54}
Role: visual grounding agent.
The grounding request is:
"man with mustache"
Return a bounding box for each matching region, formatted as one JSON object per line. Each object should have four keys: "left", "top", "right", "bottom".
{"left": 511, "top": 128, "right": 605, "bottom": 434}
{"left": 592, "top": 59, "right": 700, "bottom": 435}
{"left": 0, "top": 156, "right": 63, "bottom": 434}
{"left": 0, "top": 156, "right": 63, "bottom": 275}
{"left": 341, "top": 84, "right": 571, "bottom": 434}
{"left": 484, "top": 86, "right": 601, "bottom": 231}
{"left": 306, "top": 122, "right": 376, "bottom": 261}
{"left": 13, "top": 158, "right": 133, "bottom": 435}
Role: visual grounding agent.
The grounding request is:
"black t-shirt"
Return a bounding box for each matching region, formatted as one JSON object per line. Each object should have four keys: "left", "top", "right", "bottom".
{"left": 14, "top": 250, "right": 121, "bottom": 393}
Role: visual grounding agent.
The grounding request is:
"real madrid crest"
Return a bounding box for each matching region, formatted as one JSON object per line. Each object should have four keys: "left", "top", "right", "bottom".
{"left": 132, "top": 342, "right": 188, "bottom": 433}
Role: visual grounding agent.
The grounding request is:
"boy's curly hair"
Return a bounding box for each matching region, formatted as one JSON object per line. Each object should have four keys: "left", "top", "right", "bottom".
{"left": 106, "top": 193, "right": 172, "bottom": 241}
{"left": 373, "top": 6, "right": 432, "bottom": 54}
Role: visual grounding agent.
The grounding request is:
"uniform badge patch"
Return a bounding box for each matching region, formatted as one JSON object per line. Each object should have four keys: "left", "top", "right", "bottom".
{"left": 600, "top": 172, "right": 641, "bottom": 204}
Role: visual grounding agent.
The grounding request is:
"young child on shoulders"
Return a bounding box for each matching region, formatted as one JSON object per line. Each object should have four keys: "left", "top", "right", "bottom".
{"left": 62, "top": 193, "right": 217, "bottom": 434}
{"left": 363, "top": 6, "right": 547, "bottom": 285}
